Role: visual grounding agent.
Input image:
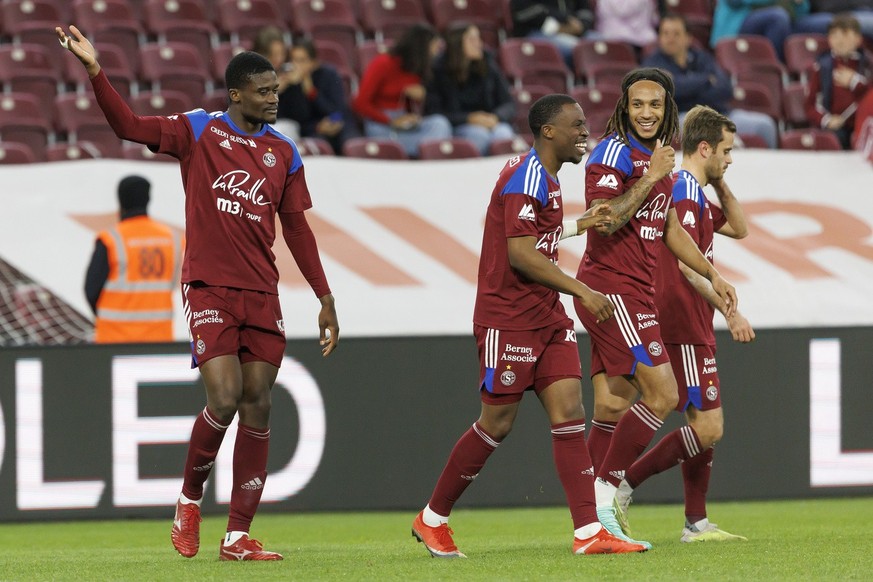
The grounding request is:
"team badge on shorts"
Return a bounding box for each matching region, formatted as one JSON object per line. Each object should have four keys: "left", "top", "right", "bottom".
{"left": 196, "top": 338, "right": 206, "bottom": 355}
{"left": 500, "top": 370, "right": 516, "bottom": 386}
{"left": 263, "top": 151, "right": 276, "bottom": 167}
{"left": 648, "top": 341, "right": 662, "bottom": 356}
{"left": 706, "top": 385, "right": 719, "bottom": 401}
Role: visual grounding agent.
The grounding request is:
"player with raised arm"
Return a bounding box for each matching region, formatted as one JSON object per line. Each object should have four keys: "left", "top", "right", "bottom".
{"left": 412, "top": 94, "right": 648, "bottom": 558}
{"left": 567, "top": 69, "right": 738, "bottom": 549}
{"left": 56, "top": 25, "right": 339, "bottom": 561}
{"left": 608, "top": 105, "right": 753, "bottom": 543}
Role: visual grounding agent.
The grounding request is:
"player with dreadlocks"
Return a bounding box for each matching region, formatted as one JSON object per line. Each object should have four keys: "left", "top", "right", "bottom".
{"left": 562, "top": 68, "right": 739, "bottom": 549}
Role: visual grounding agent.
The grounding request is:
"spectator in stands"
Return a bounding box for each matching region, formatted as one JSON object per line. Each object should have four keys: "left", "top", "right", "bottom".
{"left": 795, "top": 1, "right": 873, "bottom": 42}
{"left": 85, "top": 176, "right": 181, "bottom": 343}
{"left": 645, "top": 14, "right": 779, "bottom": 148}
{"left": 429, "top": 23, "right": 517, "bottom": 155}
{"left": 510, "top": 0, "right": 595, "bottom": 67}
{"left": 805, "top": 13, "right": 872, "bottom": 148}
{"left": 596, "top": 0, "right": 661, "bottom": 56}
{"left": 710, "top": 0, "right": 811, "bottom": 60}
{"left": 276, "top": 38, "right": 359, "bottom": 155}
{"left": 251, "top": 26, "right": 301, "bottom": 139}
{"left": 352, "top": 23, "right": 452, "bottom": 157}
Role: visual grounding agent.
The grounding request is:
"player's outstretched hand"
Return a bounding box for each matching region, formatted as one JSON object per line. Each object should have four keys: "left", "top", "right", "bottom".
{"left": 318, "top": 294, "right": 339, "bottom": 357}
{"left": 649, "top": 138, "right": 675, "bottom": 181}
{"left": 578, "top": 203, "right": 614, "bottom": 233}
{"left": 55, "top": 25, "right": 99, "bottom": 72}
{"left": 711, "top": 275, "right": 737, "bottom": 318}
{"left": 579, "top": 287, "right": 614, "bottom": 323}
{"left": 726, "top": 311, "right": 755, "bottom": 343}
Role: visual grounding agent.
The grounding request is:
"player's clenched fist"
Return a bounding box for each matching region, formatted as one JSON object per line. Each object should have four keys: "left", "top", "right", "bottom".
{"left": 648, "top": 138, "right": 675, "bottom": 180}
{"left": 578, "top": 288, "right": 614, "bottom": 323}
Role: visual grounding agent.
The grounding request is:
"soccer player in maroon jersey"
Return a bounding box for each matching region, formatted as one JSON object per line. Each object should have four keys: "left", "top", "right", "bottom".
{"left": 568, "top": 69, "right": 738, "bottom": 549}
{"left": 608, "top": 105, "right": 754, "bottom": 543}
{"left": 412, "top": 94, "right": 648, "bottom": 558}
{"left": 56, "top": 25, "right": 339, "bottom": 561}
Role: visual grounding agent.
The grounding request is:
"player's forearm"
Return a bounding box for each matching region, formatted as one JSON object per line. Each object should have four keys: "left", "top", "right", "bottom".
{"left": 665, "top": 222, "right": 717, "bottom": 281}
{"left": 90, "top": 70, "right": 162, "bottom": 144}
{"left": 507, "top": 240, "right": 586, "bottom": 298}
{"left": 678, "top": 261, "right": 727, "bottom": 313}
{"left": 592, "top": 174, "right": 658, "bottom": 235}
{"left": 280, "top": 212, "right": 332, "bottom": 297}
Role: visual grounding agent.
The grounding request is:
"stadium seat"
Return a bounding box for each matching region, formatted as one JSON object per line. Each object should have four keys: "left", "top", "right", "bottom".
{"left": 72, "top": 0, "right": 144, "bottom": 53}
{"left": 211, "top": 42, "right": 247, "bottom": 85}
{"left": 715, "top": 35, "right": 786, "bottom": 79}
{"left": 0, "top": 93, "right": 53, "bottom": 161}
{"left": 735, "top": 132, "right": 769, "bottom": 149}
{"left": 143, "top": 0, "right": 217, "bottom": 38}
{"left": 291, "top": 0, "right": 363, "bottom": 60}
{"left": 216, "top": 0, "right": 285, "bottom": 44}
{"left": 314, "top": 39, "right": 359, "bottom": 95}
{"left": 779, "top": 128, "right": 842, "bottom": 151}
{"left": 0, "top": 44, "right": 60, "bottom": 119}
{"left": 784, "top": 33, "right": 828, "bottom": 82}
{"left": 130, "top": 91, "right": 196, "bottom": 116}
{"left": 570, "top": 85, "right": 621, "bottom": 138}
{"left": 731, "top": 81, "right": 782, "bottom": 122}
{"left": 418, "top": 137, "right": 481, "bottom": 159}
{"left": 782, "top": 82, "right": 809, "bottom": 128}
{"left": 139, "top": 42, "right": 213, "bottom": 106}
{"left": 122, "top": 142, "right": 177, "bottom": 162}
{"left": 54, "top": 93, "right": 124, "bottom": 157}
{"left": 203, "top": 89, "right": 230, "bottom": 113}
{"left": 296, "top": 137, "right": 336, "bottom": 156}
{"left": 500, "top": 39, "right": 573, "bottom": 93}
{"left": 572, "top": 39, "right": 637, "bottom": 87}
{"left": 1, "top": 0, "right": 65, "bottom": 42}
{"left": 510, "top": 84, "right": 552, "bottom": 138}
{"left": 0, "top": 142, "right": 37, "bottom": 164}
{"left": 663, "top": 0, "right": 713, "bottom": 47}
{"left": 356, "top": 40, "right": 392, "bottom": 78}
{"left": 360, "top": 0, "right": 430, "bottom": 43}
{"left": 488, "top": 135, "right": 531, "bottom": 156}
{"left": 428, "top": 0, "right": 504, "bottom": 49}
{"left": 61, "top": 43, "right": 136, "bottom": 98}
{"left": 735, "top": 66, "right": 786, "bottom": 120}
{"left": 46, "top": 141, "right": 103, "bottom": 161}
{"left": 342, "top": 137, "right": 409, "bottom": 160}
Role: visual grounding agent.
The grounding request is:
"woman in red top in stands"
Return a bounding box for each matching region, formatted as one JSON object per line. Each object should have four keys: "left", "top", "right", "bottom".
{"left": 352, "top": 23, "right": 451, "bottom": 157}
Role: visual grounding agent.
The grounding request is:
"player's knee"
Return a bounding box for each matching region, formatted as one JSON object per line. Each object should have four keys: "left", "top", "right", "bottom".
{"left": 207, "top": 398, "right": 238, "bottom": 423}
{"left": 593, "top": 399, "right": 631, "bottom": 420}
{"left": 693, "top": 416, "right": 724, "bottom": 448}
{"left": 647, "top": 390, "right": 678, "bottom": 418}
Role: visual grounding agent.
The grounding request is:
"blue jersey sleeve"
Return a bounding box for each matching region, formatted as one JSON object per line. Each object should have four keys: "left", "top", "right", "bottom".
{"left": 585, "top": 137, "right": 634, "bottom": 177}
{"left": 501, "top": 154, "right": 549, "bottom": 208}
{"left": 184, "top": 109, "right": 217, "bottom": 141}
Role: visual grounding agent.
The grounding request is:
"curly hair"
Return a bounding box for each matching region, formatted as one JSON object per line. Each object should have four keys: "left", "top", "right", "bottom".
{"left": 602, "top": 67, "right": 679, "bottom": 146}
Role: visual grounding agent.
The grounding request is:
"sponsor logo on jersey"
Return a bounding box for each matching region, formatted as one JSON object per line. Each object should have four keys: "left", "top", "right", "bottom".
{"left": 648, "top": 341, "right": 662, "bottom": 356}
{"left": 502, "top": 343, "right": 537, "bottom": 363}
{"left": 682, "top": 210, "right": 696, "bottom": 227}
{"left": 210, "top": 125, "right": 257, "bottom": 147}
{"left": 263, "top": 151, "right": 276, "bottom": 167}
{"left": 596, "top": 174, "right": 619, "bottom": 189}
{"left": 219, "top": 138, "right": 232, "bottom": 150}
{"left": 703, "top": 357, "right": 717, "bottom": 374}
{"left": 706, "top": 385, "right": 719, "bottom": 401}
{"left": 518, "top": 203, "right": 536, "bottom": 221}
{"left": 637, "top": 312, "right": 659, "bottom": 330}
{"left": 192, "top": 309, "right": 224, "bottom": 328}
{"left": 500, "top": 370, "right": 516, "bottom": 386}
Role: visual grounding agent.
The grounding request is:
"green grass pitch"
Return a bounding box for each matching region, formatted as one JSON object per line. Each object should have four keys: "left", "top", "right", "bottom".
{"left": 2, "top": 498, "right": 871, "bottom": 581}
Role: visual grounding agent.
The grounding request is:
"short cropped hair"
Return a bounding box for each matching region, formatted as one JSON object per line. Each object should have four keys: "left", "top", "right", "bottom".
{"left": 828, "top": 13, "right": 861, "bottom": 34}
{"left": 681, "top": 105, "right": 737, "bottom": 155}
{"left": 225, "top": 51, "right": 275, "bottom": 90}
{"left": 529, "top": 93, "right": 578, "bottom": 138}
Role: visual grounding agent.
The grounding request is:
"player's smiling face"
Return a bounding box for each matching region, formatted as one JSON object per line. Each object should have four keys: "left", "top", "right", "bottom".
{"left": 234, "top": 70, "right": 280, "bottom": 129}
{"left": 626, "top": 80, "right": 665, "bottom": 147}
{"left": 552, "top": 102, "right": 590, "bottom": 164}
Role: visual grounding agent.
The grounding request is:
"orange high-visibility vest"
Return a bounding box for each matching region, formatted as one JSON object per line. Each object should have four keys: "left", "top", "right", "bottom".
{"left": 94, "top": 216, "right": 181, "bottom": 343}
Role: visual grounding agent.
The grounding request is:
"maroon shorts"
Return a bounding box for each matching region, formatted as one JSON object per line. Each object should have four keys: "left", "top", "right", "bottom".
{"left": 575, "top": 291, "right": 670, "bottom": 377}
{"left": 666, "top": 343, "right": 721, "bottom": 412}
{"left": 474, "top": 317, "right": 582, "bottom": 405}
{"left": 182, "top": 283, "right": 286, "bottom": 368}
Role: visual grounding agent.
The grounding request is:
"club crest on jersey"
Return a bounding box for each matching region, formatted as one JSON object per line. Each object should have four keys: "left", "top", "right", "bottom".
{"left": 500, "top": 370, "right": 516, "bottom": 386}
{"left": 518, "top": 203, "right": 536, "bottom": 221}
{"left": 596, "top": 174, "right": 619, "bottom": 189}
{"left": 263, "top": 151, "right": 277, "bottom": 167}
{"left": 648, "top": 341, "right": 662, "bottom": 356}
{"left": 682, "top": 210, "right": 696, "bottom": 227}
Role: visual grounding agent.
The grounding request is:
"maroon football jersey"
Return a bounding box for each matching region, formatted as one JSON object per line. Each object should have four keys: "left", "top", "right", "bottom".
{"left": 577, "top": 134, "right": 674, "bottom": 295}
{"left": 656, "top": 169, "right": 728, "bottom": 345}
{"left": 153, "top": 110, "right": 312, "bottom": 294}
{"left": 473, "top": 149, "right": 569, "bottom": 330}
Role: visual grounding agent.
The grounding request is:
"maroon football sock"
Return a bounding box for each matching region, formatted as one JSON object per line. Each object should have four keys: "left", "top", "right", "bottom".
{"left": 586, "top": 419, "right": 616, "bottom": 473}
{"left": 226, "top": 424, "right": 270, "bottom": 533}
{"left": 552, "top": 420, "right": 597, "bottom": 529}
{"left": 596, "top": 402, "right": 663, "bottom": 487}
{"left": 427, "top": 422, "right": 500, "bottom": 516}
{"left": 181, "top": 407, "right": 229, "bottom": 501}
{"left": 625, "top": 425, "right": 703, "bottom": 488}
{"left": 682, "top": 446, "right": 714, "bottom": 524}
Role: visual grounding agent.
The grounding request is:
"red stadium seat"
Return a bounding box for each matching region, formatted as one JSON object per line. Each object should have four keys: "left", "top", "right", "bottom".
{"left": 313, "top": 39, "right": 359, "bottom": 95}
{"left": 487, "top": 135, "right": 531, "bottom": 156}
{"left": 428, "top": 0, "right": 504, "bottom": 49}
{"left": 342, "top": 137, "right": 409, "bottom": 159}
{"left": 130, "top": 91, "right": 196, "bottom": 116}
{"left": 510, "top": 84, "right": 552, "bottom": 138}
{"left": 0, "top": 93, "right": 54, "bottom": 161}
{"left": 211, "top": 42, "right": 247, "bottom": 85}
{"left": 203, "top": 89, "right": 230, "bottom": 113}
{"left": 360, "top": 0, "right": 429, "bottom": 43}
{"left": 291, "top": 0, "right": 363, "bottom": 60}
{"left": 1, "top": 0, "right": 65, "bottom": 41}
{"left": 715, "top": 35, "right": 787, "bottom": 81}
{"left": 72, "top": 0, "right": 144, "bottom": 61}
{"left": 0, "top": 142, "right": 37, "bottom": 164}
{"left": 296, "top": 137, "right": 336, "bottom": 156}
{"left": 735, "top": 133, "right": 769, "bottom": 149}
{"left": 61, "top": 43, "right": 136, "bottom": 98}
{"left": 356, "top": 40, "right": 392, "bottom": 78}
{"left": 500, "top": 39, "right": 572, "bottom": 94}
{"left": 46, "top": 141, "right": 103, "bottom": 161}
{"left": 572, "top": 39, "right": 637, "bottom": 87}
{"left": 663, "top": 0, "right": 713, "bottom": 47}
{"left": 782, "top": 82, "right": 809, "bottom": 128}
{"left": 0, "top": 44, "right": 60, "bottom": 119}
{"left": 731, "top": 81, "right": 782, "bottom": 122}
{"left": 139, "top": 42, "right": 213, "bottom": 106}
{"left": 143, "top": 0, "right": 216, "bottom": 36}
{"left": 784, "top": 33, "right": 828, "bottom": 82}
{"left": 216, "top": 0, "right": 285, "bottom": 44}
{"left": 54, "top": 93, "right": 124, "bottom": 157}
{"left": 122, "top": 142, "right": 177, "bottom": 162}
{"left": 570, "top": 85, "right": 621, "bottom": 138}
{"left": 418, "top": 137, "right": 481, "bottom": 159}
{"left": 779, "top": 128, "right": 842, "bottom": 151}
